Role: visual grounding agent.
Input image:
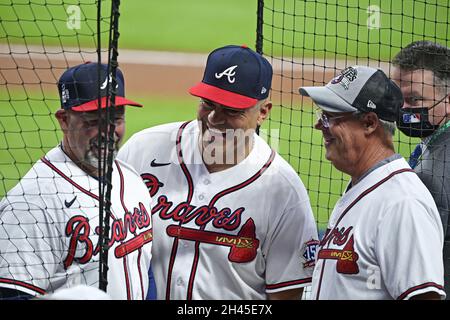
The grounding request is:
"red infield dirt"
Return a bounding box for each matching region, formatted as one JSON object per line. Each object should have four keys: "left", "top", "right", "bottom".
{"left": 0, "top": 47, "right": 343, "bottom": 106}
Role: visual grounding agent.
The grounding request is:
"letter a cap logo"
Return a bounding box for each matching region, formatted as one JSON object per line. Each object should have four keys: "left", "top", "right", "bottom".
{"left": 189, "top": 45, "right": 273, "bottom": 109}
{"left": 215, "top": 65, "right": 238, "bottom": 83}
{"left": 58, "top": 62, "right": 143, "bottom": 112}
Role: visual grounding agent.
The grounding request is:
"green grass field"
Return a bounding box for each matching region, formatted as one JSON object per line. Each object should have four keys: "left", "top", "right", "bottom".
{"left": 1, "top": 0, "right": 449, "bottom": 58}
{"left": 264, "top": 0, "right": 450, "bottom": 60}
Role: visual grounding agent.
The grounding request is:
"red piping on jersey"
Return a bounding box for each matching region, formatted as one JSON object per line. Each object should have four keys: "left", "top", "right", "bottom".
{"left": 176, "top": 121, "right": 195, "bottom": 203}
{"left": 41, "top": 157, "right": 99, "bottom": 200}
{"left": 123, "top": 256, "right": 131, "bottom": 300}
{"left": 208, "top": 150, "right": 276, "bottom": 207}
{"left": 266, "top": 277, "right": 312, "bottom": 290}
{"left": 165, "top": 237, "right": 180, "bottom": 300}
{"left": 0, "top": 277, "right": 46, "bottom": 295}
{"left": 137, "top": 248, "right": 145, "bottom": 299}
{"left": 116, "top": 160, "right": 130, "bottom": 214}
{"left": 314, "top": 167, "right": 414, "bottom": 300}
{"left": 116, "top": 160, "right": 144, "bottom": 300}
{"left": 397, "top": 282, "right": 444, "bottom": 300}
{"left": 165, "top": 121, "right": 194, "bottom": 300}
{"left": 187, "top": 150, "right": 276, "bottom": 300}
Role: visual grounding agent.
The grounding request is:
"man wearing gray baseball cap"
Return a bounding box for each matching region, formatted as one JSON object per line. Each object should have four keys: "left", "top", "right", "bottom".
{"left": 299, "top": 65, "right": 445, "bottom": 300}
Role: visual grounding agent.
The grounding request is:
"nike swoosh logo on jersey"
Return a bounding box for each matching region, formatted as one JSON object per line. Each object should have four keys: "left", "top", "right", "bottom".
{"left": 150, "top": 159, "right": 171, "bottom": 167}
{"left": 65, "top": 196, "right": 77, "bottom": 208}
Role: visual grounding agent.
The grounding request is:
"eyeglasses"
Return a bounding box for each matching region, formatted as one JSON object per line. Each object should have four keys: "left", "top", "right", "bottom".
{"left": 315, "top": 109, "right": 360, "bottom": 128}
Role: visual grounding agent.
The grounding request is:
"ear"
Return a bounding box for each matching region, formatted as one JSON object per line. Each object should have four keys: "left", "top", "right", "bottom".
{"left": 362, "top": 112, "right": 379, "bottom": 135}
{"left": 257, "top": 101, "right": 272, "bottom": 126}
{"left": 55, "top": 109, "right": 70, "bottom": 132}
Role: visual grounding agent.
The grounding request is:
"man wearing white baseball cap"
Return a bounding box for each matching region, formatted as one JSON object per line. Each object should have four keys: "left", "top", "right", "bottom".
{"left": 300, "top": 65, "right": 445, "bottom": 300}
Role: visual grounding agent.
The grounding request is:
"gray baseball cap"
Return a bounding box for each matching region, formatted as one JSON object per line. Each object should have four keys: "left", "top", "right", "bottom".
{"left": 299, "top": 65, "right": 403, "bottom": 122}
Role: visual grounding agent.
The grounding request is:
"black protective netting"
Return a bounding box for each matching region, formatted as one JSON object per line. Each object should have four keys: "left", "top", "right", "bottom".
{"left": 260, "top": 0, "right": 449, "bottom": 231}
{"left": 0, "top": 0, "right": 116, "bottom": 298}
{"left": 259, "top": 0, "right": 450, "bottom": 298}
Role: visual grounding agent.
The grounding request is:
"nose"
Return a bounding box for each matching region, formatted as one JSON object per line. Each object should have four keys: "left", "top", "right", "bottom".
{"left": 207, "top": 108, "right": 226, "bottom": 126}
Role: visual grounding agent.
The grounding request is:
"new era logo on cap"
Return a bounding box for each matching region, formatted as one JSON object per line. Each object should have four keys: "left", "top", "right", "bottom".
{"left": 189, "top": 45, "right": 273, "bottom": 109}
{"left": 367, "top": 100, "right": 377, "bottom": 109}
{"left": 58, "top": 62, "right": 142, "bottom": 112}
{"left": 299, "top": 65, "right": 403, "bottom": 122}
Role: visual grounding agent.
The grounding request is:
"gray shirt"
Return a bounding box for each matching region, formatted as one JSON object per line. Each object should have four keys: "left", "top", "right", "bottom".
{"left": 416, "top": 128, "right": 450, "bottom": 298}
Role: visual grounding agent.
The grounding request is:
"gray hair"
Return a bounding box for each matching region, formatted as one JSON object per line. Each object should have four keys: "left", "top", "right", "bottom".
{"left": 379, "top": 119, "right": 396, "bottom": 136}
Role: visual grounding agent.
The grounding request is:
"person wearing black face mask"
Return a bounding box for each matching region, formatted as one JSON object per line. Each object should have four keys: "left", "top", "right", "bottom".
{"left": 397, "top": 94, "right": 448, "bottom": 139}
{"left": 392, "top": 40, "right": 450, "bottom": 299}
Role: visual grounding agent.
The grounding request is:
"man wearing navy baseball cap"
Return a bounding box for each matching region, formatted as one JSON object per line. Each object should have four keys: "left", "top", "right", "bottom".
{"left": 0, "top": 62, "right": 157, "bottom": 300}
{"left": 117, "top": 45, "right": 319, "bottom": 300}
{"left": 300, "top": 66, "right": 445, "bottom": 300}
{"left": 58, "top": 62, "right": 142, "bottom": 112}
{"left": 55, "top": 62, "right": 142, "bottom": 176}
{"left": 189, "top": 44, "right": 272, "bottom": 109}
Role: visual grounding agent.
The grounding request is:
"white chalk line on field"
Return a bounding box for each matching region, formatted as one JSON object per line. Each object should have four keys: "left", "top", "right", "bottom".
{"left": 0, "top": 44, "right": 392, "bottom": 73}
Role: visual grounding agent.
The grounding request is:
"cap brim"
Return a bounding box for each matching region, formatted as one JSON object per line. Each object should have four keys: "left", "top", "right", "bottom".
{"left": 189, "top": 82, "right": 258, "bottom": 109}
{"left": 70, "top": 96, "right": 143, "bottom": 112}
{"left": 299, "top": 86, "right": 357, "bottom": 113}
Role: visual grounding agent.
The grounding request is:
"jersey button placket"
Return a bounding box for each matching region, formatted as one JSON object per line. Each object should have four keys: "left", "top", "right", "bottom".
{"left": 176, "top": 277, "right": 186, "bottom": 288}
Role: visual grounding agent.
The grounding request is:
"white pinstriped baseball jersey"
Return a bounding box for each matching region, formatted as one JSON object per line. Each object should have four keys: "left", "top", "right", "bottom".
{"left": 0, "top": 146, "right": 153, "bottom": 299}
{"left": 117, "top": 120, "right": 319, "bottom": 300}
{"left": 312, "top": 157, "right": 445, "bottom": 300}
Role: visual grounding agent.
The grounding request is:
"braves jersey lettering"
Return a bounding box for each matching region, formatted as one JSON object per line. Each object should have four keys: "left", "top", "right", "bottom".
{"left": 142, "top": 173, "right": 164, "bottom": 197}
{"left": 320, "top": 226, "right": 353, "bottom": 247}
{"left": 0, "top": 147, "right": 153, "bottom": 299}
{"left": 64, "top": 203, "right": 151, "bottom": 268}
{"left": 117, "top": 121, "right": 319, "bottom": 300}
{"left": 311, "top": 158, "right": 445, "bottom": 300}
{"left": 153, "top": 195, "right": 243, "bottom": 230}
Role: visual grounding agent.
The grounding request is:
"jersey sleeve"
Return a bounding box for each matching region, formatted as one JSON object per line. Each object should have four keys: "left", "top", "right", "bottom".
{"left": 264, "top": 198, "right": 319, "bottom": 293}
{"left": 375, "top": 198, "right": 446, "bottom": 300}
{"left": 0, "top": 201, "right": 63, "bottom": 296}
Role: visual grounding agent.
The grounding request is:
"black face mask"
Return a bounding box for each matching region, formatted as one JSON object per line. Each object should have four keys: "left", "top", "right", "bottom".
{"left": 397, "top": 107, "right": 439, "bottom": 138}
{"left": 397, "top": 95, "right": 447, "bottom": 138}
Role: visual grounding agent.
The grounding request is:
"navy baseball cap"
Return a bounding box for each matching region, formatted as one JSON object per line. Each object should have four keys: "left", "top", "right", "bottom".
{"left": 299, "top": 65, "right": 403, "bottom": 122}
{"left": 58, "top": 62, "right": 142, "bottom": 112}
{"left": 189, "top": 45, "right": 273, "bottom": 109}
